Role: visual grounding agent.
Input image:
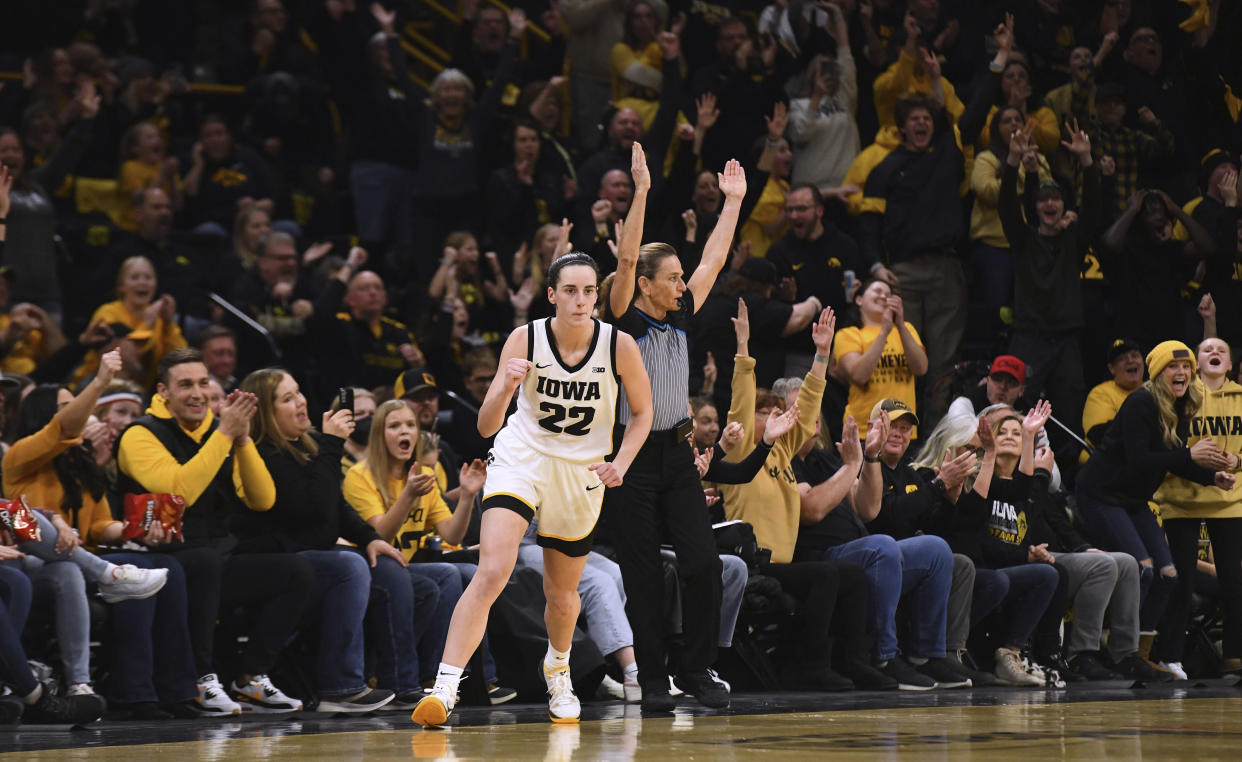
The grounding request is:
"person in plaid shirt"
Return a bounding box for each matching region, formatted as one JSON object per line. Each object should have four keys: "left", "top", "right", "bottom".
{"left": 1087, "top": 82, "right": 1174, "bottom": 216}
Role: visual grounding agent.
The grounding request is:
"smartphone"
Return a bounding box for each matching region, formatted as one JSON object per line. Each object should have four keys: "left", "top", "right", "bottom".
{"left": 338, "top": 387, "right": 354, "bottom": 413}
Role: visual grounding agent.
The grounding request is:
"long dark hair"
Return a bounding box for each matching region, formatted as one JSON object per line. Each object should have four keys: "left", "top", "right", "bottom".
{"left": 987, "top": 105, "right": 1024, "bottom": 158}
{"left": 16, "top": 386, "right": 109, "bottom": 527}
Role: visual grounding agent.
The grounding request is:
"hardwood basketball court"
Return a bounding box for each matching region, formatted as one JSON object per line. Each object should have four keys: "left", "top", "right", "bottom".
{"left": 4, "top": 682, "right": 1242, "bottom": 759}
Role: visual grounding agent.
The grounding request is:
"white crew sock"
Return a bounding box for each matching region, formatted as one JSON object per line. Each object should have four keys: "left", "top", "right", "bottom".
{"left": 433, "top": 663, "right": 464, "bottom": 692}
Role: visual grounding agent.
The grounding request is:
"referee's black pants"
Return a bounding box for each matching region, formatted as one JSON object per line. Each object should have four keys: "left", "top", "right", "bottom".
{"left": 603, "top": 427, "right": 722, "bottom": 690}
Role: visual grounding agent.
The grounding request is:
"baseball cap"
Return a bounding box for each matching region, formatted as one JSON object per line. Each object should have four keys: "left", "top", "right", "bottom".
{"left": 737, "top": 258, "right": 778, "bottom": 286}
{"left": 1036, "top": 180, "right": 1063, "bottom": 201}
{"left": 1106, "top": 338, "right": 1142, "bottom": 364}
{"left": 990, "top": 355, "right": 1026, "bottom": 384}
{"left": 869, "top": 397, "right": 919, "bottom": 426}
{"left": 395, "top": 370, "right": 438, "bottom": 399}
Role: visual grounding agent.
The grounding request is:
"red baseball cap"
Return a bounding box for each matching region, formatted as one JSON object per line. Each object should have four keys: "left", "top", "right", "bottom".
{"left": 990, "top": 355, "right": 1026, "bottom": 384}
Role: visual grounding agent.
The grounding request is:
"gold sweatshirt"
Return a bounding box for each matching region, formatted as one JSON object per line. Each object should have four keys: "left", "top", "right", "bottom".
{"left": 715, "top": 355, "right": 826, "bottom": 564}
{"left": 117, "top": 394, "right": 275, "bottom": 512}
{"left": 1155, "top": 379, "right": 1242, "bottom": 518}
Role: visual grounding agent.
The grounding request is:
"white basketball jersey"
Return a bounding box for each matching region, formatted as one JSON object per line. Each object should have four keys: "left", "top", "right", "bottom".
{"left": 494, "top": 318, "right": 620, "bottom": 465}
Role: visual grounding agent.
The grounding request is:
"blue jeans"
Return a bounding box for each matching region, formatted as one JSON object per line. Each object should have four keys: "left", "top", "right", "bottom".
{"left": 1075, "top": 491, "right": 1175, "bottom": 631}
{"left": 970, "top": 568, "right": 1012, "bottom": 630}
{"left": 821, "top": 534, "right": 953, "bottom": 661}
{"left": 99, "top": 552, "right": 199, "bottom": 705}
{"left": 298, "top": 548, "right": 371, "bottom": 696}
{"left": 719, "top": 555, "right": 749, "bottom": 648}
{"left": 0, "top": 565, "right": 36, "bottom": 696}
{"left": 993, "top": 564, "right": 1061, "bottom": 648}
{"left": 13, "top": 513, "right": 111, "bottom": 684}
{"left": 366, "top": 554, "right": 440, "bottom": 692}
{"left": 409, "top": 562, "right": 464, "bottom": 682}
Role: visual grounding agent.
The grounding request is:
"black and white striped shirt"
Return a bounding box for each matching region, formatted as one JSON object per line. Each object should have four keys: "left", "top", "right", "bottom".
{"left": 608, "top": 294, "right": 694, "bottom": 431}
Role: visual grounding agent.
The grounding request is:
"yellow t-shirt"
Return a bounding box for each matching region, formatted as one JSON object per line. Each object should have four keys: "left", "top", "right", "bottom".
{"left": 342, "top": 460, "right": 452, "bottom": 559}
{"left": 833, "top": 322, "right": 922, "bottom": 432}
{"left": 0, "top": 314, "right": 43, "bottom": 376}
{"left": 75, "top": 300, "right": 187, "bottom": 389}
{"left": 1082, "top": 380, "right": 1136, "bottom": 447}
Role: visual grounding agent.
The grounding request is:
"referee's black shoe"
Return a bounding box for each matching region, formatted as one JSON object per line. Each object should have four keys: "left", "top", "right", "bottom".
{"left": 640, "top": 685, "right": 676, "bottom": 713}
{"left": 674, "top": 669, "right": 730, "bottom": 708}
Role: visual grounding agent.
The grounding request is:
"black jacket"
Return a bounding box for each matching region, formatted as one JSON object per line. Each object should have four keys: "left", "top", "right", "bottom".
{"left": 1077, "top": 386, "right": 1215, "bottom": 510}
{"left": 233, "top": 433, "right": 381, "bottom": 554}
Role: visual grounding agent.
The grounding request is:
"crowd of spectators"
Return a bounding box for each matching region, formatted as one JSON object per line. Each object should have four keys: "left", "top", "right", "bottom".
{"left": 1, "top": 0, "right": 1242, "bottom": 725}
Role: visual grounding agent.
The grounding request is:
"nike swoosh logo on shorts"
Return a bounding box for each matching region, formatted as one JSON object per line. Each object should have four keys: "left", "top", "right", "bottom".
{"left": 586, "top": 483, "right": 603, "bottom": 491}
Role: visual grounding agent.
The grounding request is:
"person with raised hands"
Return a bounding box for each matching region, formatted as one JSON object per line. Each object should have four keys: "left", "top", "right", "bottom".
{"left": 716, "top": 298, "right": 895, "bottom": 691}
{"left": 998, "top": 121, "right": 1098, "bottom": 469}
{"left": 599, "top": 147, "right": 745, "bottom": 711}
{"left": 2, "top": 348, "right": 170, "bottom": 703}
{"left": 984, "top": 403, "right": 1168, "bottom": 683}
{"left": 6, "top": 347, "right": 196, "bottom": 719}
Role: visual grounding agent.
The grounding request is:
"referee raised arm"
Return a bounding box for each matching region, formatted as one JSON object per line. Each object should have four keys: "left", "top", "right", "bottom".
{"left": 601, "top": 142, "right": 747, "bottom": 711}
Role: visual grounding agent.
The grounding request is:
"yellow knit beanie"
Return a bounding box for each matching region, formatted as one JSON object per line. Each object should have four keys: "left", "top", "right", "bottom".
{"left": 1146, "top": 340, "right": 1196, "bottom": 378}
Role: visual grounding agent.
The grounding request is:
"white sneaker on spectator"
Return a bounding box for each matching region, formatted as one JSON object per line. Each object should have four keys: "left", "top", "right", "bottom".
{"left": 598, "top": 674, "right": 626, "bottom": 700}
{"left": 194, "top": 673, "right": 242, "bottom": 715}
{"left": 67, "top": 683, "right": 97, "bottom": 696}
{"left": 98, "top": 565, "right": 168, "bottom": 603}
{"left": 232, "top": 674, "right": 302, "bottom": 713}
{"left": 623, "top": 679, "right": 642, "bottom": 703}
{"left": 543, "top": 665, "right": 580, "bottom": 723}
{"left": 1159, "top": 661, "right": 1189, "bottom": 680}
{"left": 706, "top": 668, "right": 731, "bottom": 693}
{"left": 993, "top": 648, "right": 1043, "bottom": 686}
{"left": 318, "top": 688, "right": 394, "bottom": 714}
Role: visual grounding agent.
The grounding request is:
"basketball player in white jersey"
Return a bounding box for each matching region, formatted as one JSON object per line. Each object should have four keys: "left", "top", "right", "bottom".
{"left": 412, "top": 252, "right": 653, "bottom": 728}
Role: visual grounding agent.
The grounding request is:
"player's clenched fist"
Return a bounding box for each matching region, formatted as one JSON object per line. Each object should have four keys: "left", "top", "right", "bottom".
{"left": 504, "top": 358, "right": 533, "bottom": 389}
{"left": 588, "top": 462, "right": 624, "bottom": 488}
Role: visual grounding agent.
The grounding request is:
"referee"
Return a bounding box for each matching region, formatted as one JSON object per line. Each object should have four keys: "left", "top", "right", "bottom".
{"left": 601, "top": 144, "right": 746, "bottom": 710}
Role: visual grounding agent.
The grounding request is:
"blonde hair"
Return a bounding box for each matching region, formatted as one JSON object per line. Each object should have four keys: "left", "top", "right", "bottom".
{"left": 242, "top": 369, "right": 318, "bottom": 464}
{"left": 233, "top": 203, "right": 271, "bottom": 269}
{"left": 527, "top": 223, "right": 559, "bottom": 280}
{"left": 364, "top": 399, "right": 421, "bottom": 508}
{"left": 1146, "top": 373, "right": 1203, "bottom": 448}
{"left": 911, "top": 397, "right": 979, "bottom": 472}
{"left": 116, "top": 255, "right": 157, "bottom": 297}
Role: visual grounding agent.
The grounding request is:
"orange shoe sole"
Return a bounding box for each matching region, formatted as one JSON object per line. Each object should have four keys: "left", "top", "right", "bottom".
{"left": 411, "top": 697, "right": 449, "bottom": 728}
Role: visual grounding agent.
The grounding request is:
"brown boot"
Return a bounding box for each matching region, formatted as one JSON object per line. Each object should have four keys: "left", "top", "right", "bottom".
{"left": 1138, "top": 632, "right": 1156, "bottom": 660}
{"left": 1136, "top": 632, "right": 1177, "bottom": 676}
